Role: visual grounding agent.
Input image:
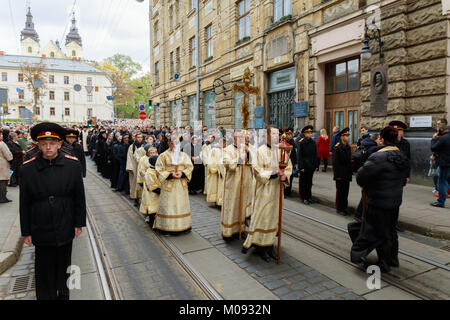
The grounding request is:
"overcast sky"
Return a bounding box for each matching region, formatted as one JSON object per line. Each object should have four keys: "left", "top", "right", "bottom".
{"left": 0, "top": 0, "right": 150, "bottom": 74}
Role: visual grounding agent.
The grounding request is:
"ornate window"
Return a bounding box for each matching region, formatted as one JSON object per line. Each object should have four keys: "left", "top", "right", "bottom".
{"left": 206, "top": 25, "right": 213, "bottom": 58}
{"left": 274, "top": 0, "right": 292, "bottom": 22}
{"left": 155, "top": 61, "right": 160, "bottom": 83}
{"left": 50, "top": 107, "right": 55, "bottom": 116}
{"left": 18, "top": 73, "right": 24, "bottom": 82}
{"left": 189, "top": 36, "right": 196, "bottom": 67}
{"left": 325, "top": 57, "right": 360, "bottom": 94}
{"left": 64, "top": 91, "right": 70, "bottom": 101}
{"left": 49, "top": 91, "right": 55, "bottom": 100}
{"left": 65, "top": 108, "right": 70, "bottom": 116}
{"left": 237, "top": 0, "right": 250, "bottom": 40}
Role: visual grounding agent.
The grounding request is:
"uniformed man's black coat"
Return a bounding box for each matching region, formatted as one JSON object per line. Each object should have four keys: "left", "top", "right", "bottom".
{"left": 296, "top": 137, "right": 318, "bottom": 171}
{"left": 19, "top": 151, "right": 86, "bottom": 247}
{"left": 71, "top": 142, "right": 86, "bottom": 177}
{"left": 332, "top": 142, "right": 353, "bottom": 181}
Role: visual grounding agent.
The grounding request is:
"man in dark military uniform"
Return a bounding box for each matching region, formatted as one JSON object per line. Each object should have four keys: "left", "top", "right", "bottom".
{"left": 65, "top": 129, "right": 87, "bottom": 178}
{"left": 23, "top": 130, "right": 75, "bottom": 162}
{"left": 296, "top": 125, "right": 319, "bottom": 205}
{"left": 332, "top": 128, "right": 353, "bottom": 215}
{"left": 19, "top": 122, "right": 86, "bottom": 300}
{"left": 388, "top": 120, "right": 410, "bottom": 232}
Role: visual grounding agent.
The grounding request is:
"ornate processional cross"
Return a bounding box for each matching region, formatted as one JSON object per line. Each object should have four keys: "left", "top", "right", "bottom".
{"left": 232, "top": 67, "right": 260, "bottom": 130}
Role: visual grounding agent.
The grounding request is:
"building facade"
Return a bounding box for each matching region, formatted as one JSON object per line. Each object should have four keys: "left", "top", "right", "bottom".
{"left": 0, "top": 6, "right": 113, "bottom": 123}
{"left": 0, "top": 54, "right": 114, "bottom": 123}
{"left": 148, "top": 0, "right": 449, "bottom": 184}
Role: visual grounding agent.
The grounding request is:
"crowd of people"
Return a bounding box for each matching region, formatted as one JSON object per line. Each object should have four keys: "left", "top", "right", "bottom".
{"left": 0, "top": 117, "right": 448, "bottom": 300}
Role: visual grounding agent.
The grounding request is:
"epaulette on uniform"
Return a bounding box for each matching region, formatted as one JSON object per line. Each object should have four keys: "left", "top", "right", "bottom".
{"left": 23, "top": 157, "right": 36, "bottom": 165}
{"left": 335, "top": 142, "right": 340, "bottom": 147}
{"left": 64, "top": 155, "right": 79, "bottom": 161}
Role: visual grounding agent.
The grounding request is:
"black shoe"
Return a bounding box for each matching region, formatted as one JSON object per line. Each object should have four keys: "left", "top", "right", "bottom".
{"left": 395, "top": 224, "right": 404, "bottom": 232}
{"left": 303, "top": 200, "right": 311, "bottom": 205}
{"left": 0, "top": 199, "right": 12, "bottom": 203}
{"left": 377, "top": 260, "right": 391, "bottom": 273}
{"left": 337, "top": 209, "right": 349, "bottom": 216}
{"left": 241, "top": 247, "right": 248, "bottom": 254}
{"left": 260, "top": 250, "right": 271, "bottom": 262}
{"left": 267, "top": 247, "right": 277, "bottom": 260}
{"left": 389, "top": 257, "right": 399, "bottom": 268}
{"left": 430, "top": 201, "right": 445, "bottom": 208}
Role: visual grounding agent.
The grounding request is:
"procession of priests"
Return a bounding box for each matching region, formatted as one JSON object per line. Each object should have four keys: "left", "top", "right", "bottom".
{"left": 124, "top": 126, "right": 292, "bottom": 262}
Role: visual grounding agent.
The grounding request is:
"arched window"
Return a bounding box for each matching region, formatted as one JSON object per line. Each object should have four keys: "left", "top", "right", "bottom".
{"left": 72, "top": 50, "right": 76, "bottom": 57}
{"left": 50, "top": 52, "right": 55, "bottom": 58}
{"left": 28, "top": 46, "right": 32, "bottom": 53}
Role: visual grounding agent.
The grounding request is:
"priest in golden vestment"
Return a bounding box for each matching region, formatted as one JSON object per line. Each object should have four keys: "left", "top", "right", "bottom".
{"left": 126, "top": 133, "right": 144, "bottom": 205}
{"left": 140, "top": 155, "right": 161, "bottom": 228}
{"left": 154, "top": 134, "right": 194, "bottom": 233}
{"left": 135, "top": 144, "right": 151, "bottom": 201}
{"left": 221, "top": 130, "right": 251, "bottom": 240}
{"left": 200, "top": 135, "right": 213, "bottom": 196}
{"left": 214, "top": 137, "right": 227, "bottom": 207}
{"left": 243, "top": 126, "right": 292, "bottom": 262}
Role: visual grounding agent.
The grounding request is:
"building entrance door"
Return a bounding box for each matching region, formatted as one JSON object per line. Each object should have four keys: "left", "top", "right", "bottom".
{"left": 268, "top": 89, "right": 295, "bottom": 130}
{"left": 324, "top": 56, "right": 361, "bottom": 150}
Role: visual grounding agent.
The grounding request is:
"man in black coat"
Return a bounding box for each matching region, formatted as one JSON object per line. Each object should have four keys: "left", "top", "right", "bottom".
{"left": 350, "top": 126, "right": 409, "bottom": 273}
{"left": 332, "top": 127, "right": 353, "bottom": 216}
{"left": 65, "top": 129, "right": 86, "bottom": 178}
{"left": 388, "top": 120, "right": 410, "bottom": 232}
{"left": 19, "top": 122, "right": 86, "bottom": 300}
{"left": 284, "top": 129, "right": 296, "bottom": 197}
{"left": 430, "top": 118, "right": 450, "bottom": 208}
{"left": 296, "top": 125, "right": 319, "bottom": 205}
{"left": 389, "top": 120, "right": 411, "bottom": 181}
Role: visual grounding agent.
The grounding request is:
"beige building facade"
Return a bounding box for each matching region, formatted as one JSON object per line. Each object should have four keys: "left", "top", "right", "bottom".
{"left": 149, "top": 0, "right": 450, "bottom": 183}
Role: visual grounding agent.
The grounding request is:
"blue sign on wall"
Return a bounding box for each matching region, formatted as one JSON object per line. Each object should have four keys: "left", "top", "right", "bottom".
{"left": 254, "top": 118, "right": 264, "bottom": 129}
{"left": 106, "top": 96, "right": 113, "bottom": 101}
{"left": 294, "top": 101, "right": 308, "bottom": 117}
{"left": 254, "top": 106, "right": 263, "bottom": 118}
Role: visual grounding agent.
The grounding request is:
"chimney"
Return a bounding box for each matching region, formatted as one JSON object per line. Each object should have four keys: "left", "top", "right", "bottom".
{"left": 0, "top": 51, "right": 4, "bottom": 56}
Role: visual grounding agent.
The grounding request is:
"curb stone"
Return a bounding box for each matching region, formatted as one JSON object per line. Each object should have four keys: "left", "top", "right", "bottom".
{"left": 0, "top": 215, "right": 24, "bottom": 275}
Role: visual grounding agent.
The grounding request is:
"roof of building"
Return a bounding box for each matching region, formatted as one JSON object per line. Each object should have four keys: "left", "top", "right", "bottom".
{"left": 65, "top": 13, "right": 82, "bottom": 47}
{"left": 0, "top": 54, "right": 105, "bottom": 75}
{"left": 20, "top": 7, "right": 39, "bottom": 43}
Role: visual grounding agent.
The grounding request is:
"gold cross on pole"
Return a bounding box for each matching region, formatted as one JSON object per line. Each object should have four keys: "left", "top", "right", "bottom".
{"left": 232, "top": 67, "right": 260, "bottom": 130}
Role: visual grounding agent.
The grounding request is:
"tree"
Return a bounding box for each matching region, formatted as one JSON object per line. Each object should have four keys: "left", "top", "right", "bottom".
{"left": 105, "top": 54, "right": 142, "bottom": 80}
{"left": 20, "top": 60, "right": 47, "bottom": 116}
{"left": 128, "top": 72, "right": 152, "bottom": 107}
{"left": 95, "top": 61, "right": 135, "bottom": 106}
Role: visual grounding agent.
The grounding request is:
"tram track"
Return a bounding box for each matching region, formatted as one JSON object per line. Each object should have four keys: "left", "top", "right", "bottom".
{"left": 85, "top": 206, "right": 123, "bottom": 300}
{"left": 281, "top": 206, "right": 450, "bottom": 300}
{"left": 86, "top": 167, "right": 223, "bottom": 300}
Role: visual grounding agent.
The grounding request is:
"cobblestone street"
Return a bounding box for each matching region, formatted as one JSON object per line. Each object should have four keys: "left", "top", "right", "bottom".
{"left": 188, "top": 196, "right": 363, "bottom": 300}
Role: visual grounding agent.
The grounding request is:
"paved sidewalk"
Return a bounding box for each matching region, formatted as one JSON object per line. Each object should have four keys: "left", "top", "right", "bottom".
{"left": 290, "top": 171, "right": 450, "bottom": 239}
{"left": 0, "top": 187, "right": 23, "bottom": 276}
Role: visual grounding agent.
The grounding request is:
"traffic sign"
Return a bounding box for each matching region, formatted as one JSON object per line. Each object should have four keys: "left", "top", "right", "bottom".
{"left": 139, "top": 112, "right": 147, "bottom": 120}
{"left": 139, "top": 104, "right": 145, "bottom": 111}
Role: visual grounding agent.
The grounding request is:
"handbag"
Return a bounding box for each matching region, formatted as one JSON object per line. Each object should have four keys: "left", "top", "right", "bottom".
{"left": 347, "top": 188, "right": 366, "bottom": 243}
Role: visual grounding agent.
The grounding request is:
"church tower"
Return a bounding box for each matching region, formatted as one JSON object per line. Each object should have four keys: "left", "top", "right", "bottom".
{"left": 65, "top": 13, "right": 83, "bottom": 59}
{"left": 20, "top": 7, "right": 40, "bottom": 56}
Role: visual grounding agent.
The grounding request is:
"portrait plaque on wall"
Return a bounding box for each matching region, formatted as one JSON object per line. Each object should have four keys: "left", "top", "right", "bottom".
{"left": 370, "top": 65, "right": 388, "bottom": 117}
